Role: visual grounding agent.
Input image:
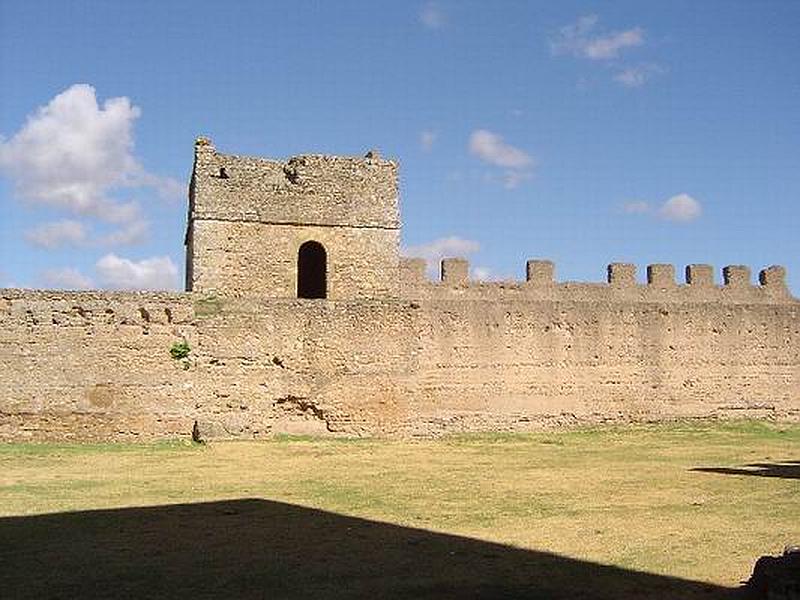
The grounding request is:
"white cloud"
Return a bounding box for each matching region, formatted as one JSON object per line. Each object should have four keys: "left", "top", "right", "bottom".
{"left": 0, "top": 84, "right": 180, "bottom": 246}
{"left": 419, "top": 2, "right": 445, "bottom": 29}
{"left": 553, "top": 14, "right": 597, "bottom": 45}
{"left": 551, "top": 15, "right": 644, "bottom": 61}
{"left": 471, "top": 266, "right": 492, "bottom": 281}
{"left": 623, "top": 194, "right": 702, "bottom": 222}
{"left": 135, "top": 171, "right": 185, "bottom": 200}
{"left": 659, "top": 193, "right": 702, "bottom": 222}
{"left": 403, "top": 236, "right": 480, "bottom": 277}
{"left": 468, "top": 129, "right": 535, "bottom": 188}
{"left": 469, "top": 130, "right": 532, "bottom": 169}
{"left": 95, "top": 253, "right": 179, "bottom": 290}
{"left": 24, "top": 217, "right": 148, "bottom": 249}
{"left": 97, "top": 220, "right": 149, "bottom": 246}
{"left": 498, "top": 170, "right": 532, "bottom": 189}
{"left": 622, "top": 201, "right": 651, "bottom": 214}
{"left": 41, "top": 267, "right": 93, "bottom": 290}
{"left": 550, "top": 14, "right": 598, "bottom": 56}
{"left": 584, "top": 28, "right": 644, "bottom": 60}
{"left": 613, "top": 64, "right": 664, "bottom": 88}
{"left": 419, "top": 130, "right": 437, "bottom": 151}
{"left": 25, "top": 220, "right": 88, "bottom": 248}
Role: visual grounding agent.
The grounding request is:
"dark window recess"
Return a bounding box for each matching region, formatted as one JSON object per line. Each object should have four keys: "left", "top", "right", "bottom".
{"left": 297, "top": 241, "right": 327, "bottom": 299}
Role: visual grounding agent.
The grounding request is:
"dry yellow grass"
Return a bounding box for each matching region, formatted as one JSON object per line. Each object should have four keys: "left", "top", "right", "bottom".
{"left": 0, "top": 421, "right": 797, "bottom": 598}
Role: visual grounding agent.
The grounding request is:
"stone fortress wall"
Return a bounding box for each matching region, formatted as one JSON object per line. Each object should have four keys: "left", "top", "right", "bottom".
{"left": 1, "top": 140, "right": 798, "bottom": 441}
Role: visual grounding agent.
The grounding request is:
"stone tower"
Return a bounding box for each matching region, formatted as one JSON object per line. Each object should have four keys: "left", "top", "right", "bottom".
{"left": 185, "top": 138, "right": 401, "bottom": 299}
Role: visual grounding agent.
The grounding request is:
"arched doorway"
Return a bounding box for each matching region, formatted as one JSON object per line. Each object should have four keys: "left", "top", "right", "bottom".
{"left": 297, "top": 241, "right": 327, "bottom": 299}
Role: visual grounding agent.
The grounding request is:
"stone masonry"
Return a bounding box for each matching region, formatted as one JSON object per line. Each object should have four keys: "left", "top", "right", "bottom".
{"left": 0, "top": 138, "right": 798, "bottom": 441}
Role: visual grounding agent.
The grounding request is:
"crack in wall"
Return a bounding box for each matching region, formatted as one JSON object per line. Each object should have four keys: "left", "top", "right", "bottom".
{"left": 273, "top": 395, "right": 331, "bottom": 430}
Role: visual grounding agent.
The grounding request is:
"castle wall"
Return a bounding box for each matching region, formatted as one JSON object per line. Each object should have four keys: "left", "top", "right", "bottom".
{"left": 0, "top": 290, "right": 420, "bottom": 440}
{"left": 2, "top": 263, "right": 798, "bottom": 441}
{"left": 189, "top": 296, "right": 421, "bottom": 437}
{"left": 6, "top": 143, "right": 795, "bottom": 442}
{"left": 388, "top": 261, "right": 799, "bottom": 432}
{"left": 190, "top": 220, "right": 400, "bottom": 299}
{"left": 0, "top": 291, "right": 196, "bottom": 441}
{"left": 406, "top": 296, "right": 799, "bottom": 434}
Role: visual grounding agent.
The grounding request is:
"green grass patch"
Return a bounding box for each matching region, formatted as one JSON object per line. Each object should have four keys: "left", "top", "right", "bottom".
{"left": 0, "top": 420, "right": 797, "bottom": 590}
{"left": 0, "top": 439, "right": 199, "bottom": 456}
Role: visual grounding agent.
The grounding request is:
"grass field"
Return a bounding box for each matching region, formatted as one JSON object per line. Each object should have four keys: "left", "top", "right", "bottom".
{"left": 1, "top": 421, "right": 798, "bottom": 598}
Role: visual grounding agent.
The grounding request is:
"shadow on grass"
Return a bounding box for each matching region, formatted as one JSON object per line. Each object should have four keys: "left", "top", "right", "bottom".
{"left": 0, "top": 498, "right": 743, "bottom": 599}
{"left": 692, "top": 460, "right": 800, "bottom": 480}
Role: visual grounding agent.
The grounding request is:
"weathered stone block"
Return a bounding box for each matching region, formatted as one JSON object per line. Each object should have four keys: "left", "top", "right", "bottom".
{"left": 441, "top": 258, "right": 469, "bottom": 284}
{"left": 607, "top": 263, "right": 636, "bottom": 287}
{"left": 759, "top": 265, "right": 787, "bottom": 289}
{"left": 647, "top": 264, "right": 675, "bottom": 288}
{"left": 526, "top": 260, "right": 554, "bottom": 285}
{"left": 192, "top": 420, "right": 226, "bottom": 443}
{"left": 400, "top": 258, "right": 427, "bottom": 286}
{"left": 686, "top": 264, "right": 714, "bottom": 286}
{"left": 723, "top": 265, "right": 751, "bottom": 287}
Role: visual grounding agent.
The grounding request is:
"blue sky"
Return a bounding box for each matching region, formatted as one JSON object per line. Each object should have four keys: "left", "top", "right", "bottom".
{"left": 1, "top": 0, "right": 798, "bottom": 292}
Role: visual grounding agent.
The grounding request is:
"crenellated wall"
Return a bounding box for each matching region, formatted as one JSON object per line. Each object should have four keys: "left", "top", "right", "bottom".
{"left": 2, "top": 257, "right": 798, "bottom": 441}
{"left": 391, "top": 258, "right": 799, "bottom": 433}
{"left": 1, "top": 139, "right": 797, "bottom": 441}
{"left": 399, "top": 258, "right": 793, "bottom": 303}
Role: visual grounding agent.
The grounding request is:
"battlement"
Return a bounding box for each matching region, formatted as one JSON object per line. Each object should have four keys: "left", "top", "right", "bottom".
{"left": 3, "top": 142, "right": 797, "bottom": 443}
{"left": 398, "top": 257, "right": 796, "bottom": 304}
{"left": 185, "top": 142, "right": 797, "bottom": 306}
{"left": 190, "top": 137, "right": 399, "bottom": 229}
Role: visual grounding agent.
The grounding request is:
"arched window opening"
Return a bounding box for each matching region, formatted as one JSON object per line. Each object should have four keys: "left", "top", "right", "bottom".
{"left": 297, "top": 241, "right": 327, "bottom": 299}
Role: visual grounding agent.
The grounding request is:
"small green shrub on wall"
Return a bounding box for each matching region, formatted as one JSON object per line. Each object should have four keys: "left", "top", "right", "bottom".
{"left": 169, "top": 341, "right": 191, "bottom": 360}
